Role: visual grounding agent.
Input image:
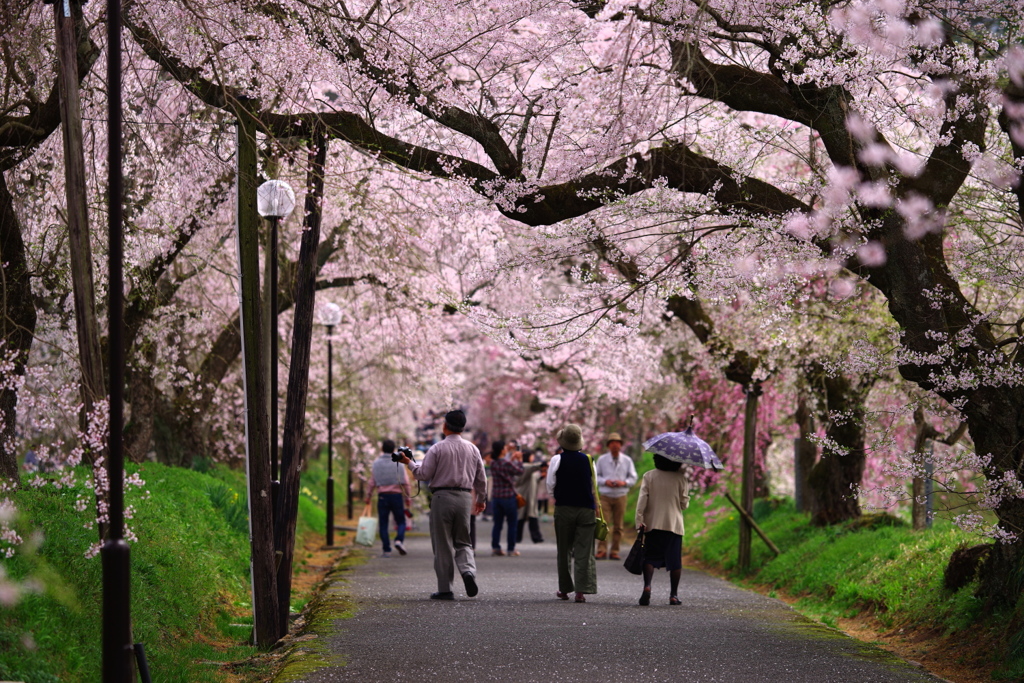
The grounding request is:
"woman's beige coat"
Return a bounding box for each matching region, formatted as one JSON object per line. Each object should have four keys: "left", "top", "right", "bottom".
{"left": 634, "top": 468, "right": 691, "bottom": 536}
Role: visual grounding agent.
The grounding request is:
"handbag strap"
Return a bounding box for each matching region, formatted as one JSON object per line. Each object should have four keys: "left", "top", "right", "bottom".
{"left": 362, "top": 502, "right": 373, "bottom": 518}
{"left": 589, "top": 456, "right": 605, "bottom": 521}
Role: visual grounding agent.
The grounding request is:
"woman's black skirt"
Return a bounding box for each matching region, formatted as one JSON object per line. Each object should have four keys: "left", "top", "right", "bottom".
{"left": 643, "top": 529, "right": 682, "bottom": 571}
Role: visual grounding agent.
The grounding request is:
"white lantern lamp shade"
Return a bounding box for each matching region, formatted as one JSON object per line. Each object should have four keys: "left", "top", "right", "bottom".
{"left": 320, "top": 302, "right": 342, "bottom": 327}
{"left": 257, "top": 180, "right": 296, "bottom": 219}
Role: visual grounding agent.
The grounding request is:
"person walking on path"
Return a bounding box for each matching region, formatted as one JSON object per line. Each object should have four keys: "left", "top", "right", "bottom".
{"left": 490, "top": 441, "right": 525, "bottom": 555}
{"left": 397, "top": 410, "right": 487, "bottom": 600}
{"left": 365, "top": 439, "right": 413, "bottom": 557}
{"left": 516, "top": 450, "right": 545, "bottom": 544}
{"left": 546, "top": 424, "right": 597, "bottom": 603}
{"left": 634, "top": 454, "right": 692, "bottom": 606}
{"left": 594, "top": 432, "right": 637, "bottom": 560}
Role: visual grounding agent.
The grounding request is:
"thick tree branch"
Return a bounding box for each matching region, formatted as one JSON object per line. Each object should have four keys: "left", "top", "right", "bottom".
{"left": 124, "top": 170, "right": 234, "bottom": 352}
{"left": 591, "top": 236, "right": 760, "bottom": 384}
{"left": 997, "top": 83, "right": 1024, "bottom": 222}
{"left": 123, "top": 2, "right": 244, "bottom": 112}
{"left": 516, "top": 141, "right": 810, "bottom": 226}
{"left": 338, "top": 34, "right": 523, "bottom": 178}
{"left": 0, "top": 6, "right": 98, "bottom": 157}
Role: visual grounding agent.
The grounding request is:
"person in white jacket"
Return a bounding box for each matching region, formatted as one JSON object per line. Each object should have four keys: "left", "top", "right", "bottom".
{"left": 594, "top": 433, "right": 637, "bottom": 560}
{"left": 634, "top": 454, "right": 691, "bottom": 606}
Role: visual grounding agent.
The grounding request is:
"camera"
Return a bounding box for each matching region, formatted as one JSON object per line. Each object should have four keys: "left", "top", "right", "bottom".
{"left": 392, "top": 446, "right": 413, "bottom": 463}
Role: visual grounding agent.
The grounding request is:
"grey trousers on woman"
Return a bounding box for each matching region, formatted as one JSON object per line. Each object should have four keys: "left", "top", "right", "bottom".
{"left": 554, "top": 505, "right": 597, "bottom": 594}
{"left": 429, "top": 490, "right": 477, "bottom": 593}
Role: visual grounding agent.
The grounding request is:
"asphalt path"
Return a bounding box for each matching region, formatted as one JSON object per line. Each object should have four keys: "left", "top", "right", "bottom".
{"left": 299, "top": 519, "right": 945, "bottom": 683}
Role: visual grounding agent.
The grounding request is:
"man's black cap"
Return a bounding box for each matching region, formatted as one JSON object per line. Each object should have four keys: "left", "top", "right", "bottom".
{"left": 444, "top": 409, "right": 467, "bottom": 433}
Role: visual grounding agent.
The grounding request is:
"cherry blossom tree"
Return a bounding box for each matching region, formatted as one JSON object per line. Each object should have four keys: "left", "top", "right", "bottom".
{"left": 5, "top": 0, "right": 1024, "bottom": 618}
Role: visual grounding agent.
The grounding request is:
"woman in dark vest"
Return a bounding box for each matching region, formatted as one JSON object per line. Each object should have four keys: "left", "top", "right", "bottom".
{"left": 545, "top": 424, "right": 597, "bottom": 602}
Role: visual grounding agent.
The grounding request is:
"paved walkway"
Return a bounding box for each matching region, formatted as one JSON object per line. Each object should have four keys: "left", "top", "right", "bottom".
{"left": 297, "top": 520, "right": 944, "bottom": 682}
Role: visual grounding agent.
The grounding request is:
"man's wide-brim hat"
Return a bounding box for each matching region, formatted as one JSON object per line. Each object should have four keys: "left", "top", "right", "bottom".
{"left": 606, "top": 432, "right": 623, "bottom": 445}
{"left": 557, "top": 424, "right": 584, "bottom": 452}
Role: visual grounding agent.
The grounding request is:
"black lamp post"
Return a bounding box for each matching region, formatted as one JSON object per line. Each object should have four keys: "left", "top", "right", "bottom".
{"left": 319, "top": 302, "right": 342, "bottom": 545}
{"left": 101, "top": 0, "right": 132, "bottom": 678}
{"left": 256, "top": 180, "right": 295, "bottom": 514}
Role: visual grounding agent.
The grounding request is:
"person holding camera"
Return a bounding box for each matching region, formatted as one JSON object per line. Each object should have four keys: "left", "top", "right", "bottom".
{"left": 397, "top": 410, "right": 487, "bottom": 600}
{"left": 365, "top": 439, "right": 413, "bottom": 558}
{"left": 490, "top": 440, "right": 525, "bottom": 556}
{"left": 516, "top": 449, "right": 546, "bottom": 544}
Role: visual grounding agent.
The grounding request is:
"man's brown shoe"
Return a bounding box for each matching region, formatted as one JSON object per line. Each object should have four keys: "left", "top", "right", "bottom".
{"left": 594, "top": 551, "right": 607, "bottom": 560}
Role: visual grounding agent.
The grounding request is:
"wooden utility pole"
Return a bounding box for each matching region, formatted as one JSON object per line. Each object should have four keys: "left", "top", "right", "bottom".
{"left": 912, "top": 408, "right": 967, "bottom": 531}
{"left": 235, "top": 112, "right": 280, "bottom": 647}
{"left": 276, "top": 130, "right": 328, "bottom": 635}
{"left": 738, "top": 381, "right": 762, "bottom": 570}
{"left": 52, "top": 0, "right": 106, "bottom": 466}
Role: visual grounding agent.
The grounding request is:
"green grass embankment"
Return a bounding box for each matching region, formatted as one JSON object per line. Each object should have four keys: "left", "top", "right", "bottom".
{"left": 1, "top": 457, "right": 340, "bottom": 683}
{"left": 683, "top": 494, "right": 1023, "bottom": 678}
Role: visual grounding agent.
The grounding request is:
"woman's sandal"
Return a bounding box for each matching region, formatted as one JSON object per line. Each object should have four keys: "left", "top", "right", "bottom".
{"left": 669, "top": 595, "right": 682, "bottom": 606}
{"left": 639, "top": 588, "right": 651, "bottom": 606}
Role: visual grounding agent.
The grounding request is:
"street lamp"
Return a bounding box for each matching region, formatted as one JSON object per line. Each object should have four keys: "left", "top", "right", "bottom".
{"left": 99, "top": 0, "right": 133, "bottom": 678}
{"left": 256, "top": 180, "right": 295, "bottom": 510}
{"left": 319, "top": 302, "right": 342, "bottom": 545}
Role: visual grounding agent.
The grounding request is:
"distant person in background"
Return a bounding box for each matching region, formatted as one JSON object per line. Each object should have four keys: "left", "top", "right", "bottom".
{"left": 482, "top": 447, "right": 495, "bottom": 522}
{"left": 634, "top": 454, "right": 691, "bottom": 606}
{"left": 535, "top": 449, "right": 550, "bottom": 516}
{"left": 594, "top": 432, "right": 637, "bottom": 560}
{"left": 546, "top": 424, "right": 597, "bottom": 603}
{"left": 490, "top": 440, "right": 524, "bottom": 556}
{"left": 516, "top": 449, "right": 545, "bottom": 544}
{"left": 366, "top": 439, "right": 412, "bottom": 557}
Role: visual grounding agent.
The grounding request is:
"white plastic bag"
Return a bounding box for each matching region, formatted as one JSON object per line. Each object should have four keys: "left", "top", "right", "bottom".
{"left": 355, "top": 504, "right": 378, "bottom": 547}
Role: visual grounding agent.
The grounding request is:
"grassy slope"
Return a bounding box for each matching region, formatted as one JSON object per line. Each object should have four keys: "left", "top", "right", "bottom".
{"left": 682, "top": 493, "right": 1024, "bottom": 677}
{"left": 1, "top": 458, "right": 338, "bottom": 683}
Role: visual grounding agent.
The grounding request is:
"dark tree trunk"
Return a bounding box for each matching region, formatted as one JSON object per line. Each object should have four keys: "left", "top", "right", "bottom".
{"left": 275, "top": 131, "right": 327, "bottom": 634}
{"left": 124, "top": 342, "right": 157, "bottom": 464}
{"left": 962, "top": 388, "right": 1024, "bottom": 604}
{"left": 0, "top": 173, "right": 37, "bottom": 484}
{"left": 754, "top": 434, "right": 771, "bottom": 499}
{"left": 807, "top": 370, "right": 874, "bottom": 526}
{"left": 794, "top": 393, "right": 817, "bottom": 512}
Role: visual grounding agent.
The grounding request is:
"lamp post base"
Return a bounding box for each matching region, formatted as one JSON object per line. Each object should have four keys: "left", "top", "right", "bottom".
{"left": 326, "top": 476, "right": 335, "bottom": 546}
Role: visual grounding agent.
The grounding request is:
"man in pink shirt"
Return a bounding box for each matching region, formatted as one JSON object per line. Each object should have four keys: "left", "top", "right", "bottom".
{"left": 397, "top": 410, "right": 487, "bottom": 600}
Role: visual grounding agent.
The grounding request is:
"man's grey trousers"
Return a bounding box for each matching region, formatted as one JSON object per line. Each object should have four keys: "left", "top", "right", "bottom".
{"left": 429, "top": 490, "right": 477, "bottom": 593}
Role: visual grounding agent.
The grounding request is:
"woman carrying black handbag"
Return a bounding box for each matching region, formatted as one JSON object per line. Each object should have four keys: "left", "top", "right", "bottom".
{"left": 633, "top": 454, "right": 691, "bottom": 605}
{"left": 623, "top": 529, "right": 645, "bottom": 575}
